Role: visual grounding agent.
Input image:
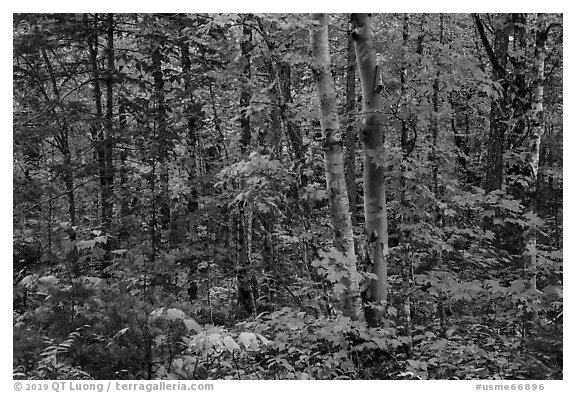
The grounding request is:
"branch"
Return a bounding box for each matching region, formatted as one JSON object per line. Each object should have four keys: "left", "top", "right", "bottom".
{"left": 472, "top": 14, "right": 507, "bottom": 80}
{"left": 14, "top": 178, "right": 93, "bottom": 217}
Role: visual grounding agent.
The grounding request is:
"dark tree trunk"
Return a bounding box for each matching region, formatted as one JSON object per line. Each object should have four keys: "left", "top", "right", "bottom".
{"left": 344, "top": 14, "right": 358, "bottom": 224}
{"left": 235, "top": 206, "right": 256, "bottom": 318}
{"left": 152, "top": 41, "right": 170, "bottom": 230}
{"left": 103, "top": 13, "right": 115, "bottom": 231}
{"left": 239, "top": 23, "right": 253, "bottom": 154}
{"left": 86, "top": 14, "right": 114, "bottom": 234}
{"left": 40, "top": 46, "right": 76, "bottom": 227}
{"left": 181, "top": 41, "right": 202, "bottom": 215}
{"left": 474, "top": 13, "right": 512, "bottom": 192}
{"left": 399, "top": 12, "right": 413, "bottom": 356}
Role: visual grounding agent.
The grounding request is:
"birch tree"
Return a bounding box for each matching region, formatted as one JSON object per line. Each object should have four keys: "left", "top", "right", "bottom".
{"left": 309, "top": 13, "right": 363, "bottom": 321}
{"left": 352, "top": 13, "right": 389, "bottom": 326}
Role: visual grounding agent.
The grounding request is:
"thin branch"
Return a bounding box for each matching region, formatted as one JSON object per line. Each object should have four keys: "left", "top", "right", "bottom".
{"left": 14, "top": 178, "right": 93, "bottom": 217}
{"left": 472, "top": 13, "right": 508, "bottom": 80}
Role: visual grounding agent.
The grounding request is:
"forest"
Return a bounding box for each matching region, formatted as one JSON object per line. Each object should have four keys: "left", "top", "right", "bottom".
{"left": 13, "top": 13, "right": 563, "bottom": 380}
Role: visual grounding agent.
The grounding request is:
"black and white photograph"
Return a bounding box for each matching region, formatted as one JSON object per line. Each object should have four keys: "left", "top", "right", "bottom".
{"left": 12, "top": 9, "right": 564, "bottom": 383}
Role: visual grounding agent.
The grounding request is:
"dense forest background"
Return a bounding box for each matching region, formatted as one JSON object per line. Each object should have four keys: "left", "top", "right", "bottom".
{"left": 13, "top": 13, "right": 563, "bottom": 380}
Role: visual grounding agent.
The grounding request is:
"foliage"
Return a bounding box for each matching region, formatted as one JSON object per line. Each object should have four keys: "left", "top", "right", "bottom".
{"left": 13, "top": 13, "right": 562, "bottom": 380}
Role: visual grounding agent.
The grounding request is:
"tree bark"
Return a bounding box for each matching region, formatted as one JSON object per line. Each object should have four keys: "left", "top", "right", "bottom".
{"left": 235, "top": 204, "right": 256, "bottom": 318}
{"left": 399, "top": 13, "right": 413, "bottom": 355}
{"left": 344, "top": 14, "right": 358, "bottom": 224}
{"left": 525, "top": 13, "right": 547, "bottom": 322}
{"left": 310, "top": 13, "right": 363, "bottom": 321}
{"left": 239, "top": 23, "right": 253, "bottom": 154}
{"left": 39, "top": 47, "right": 76, "bottom": 226}
{"left": 86, "top": 14, "right": 114, "bottom": 237}
{"left": 181, "top": 41, "right": 201, "bottom": 215}
{"left": 474, "top": 13, "right": 512, "bottom": 192}
{"left": 103, "top": 13, "right": 115, "bottom": 231}
{"left": 352, "top": 13, "right": 389, "bottom": 327}
{"left": 152, "top": 41, "right": 170, "bottom": 230}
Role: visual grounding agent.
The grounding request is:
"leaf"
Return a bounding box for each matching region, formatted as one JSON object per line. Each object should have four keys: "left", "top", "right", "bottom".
{"left": 112, "top": 327, "right": 130, "bottom": 341}
{"left": 77, "top": 240, "right": 96, "bottom": 250}
{"left": 255, "top": 333, "right": 271, "bottom": 345}
{"left": 149, "top": 307, "right": 165, "bottom": 319}
{"left": 81, "top": 276, "right": 102, "bottom": 287}
{"left": 183, "top": 318, "right": 203, "bottom": 333}
{"left": 223, "top": 336, "right": 240, "bottom": 351}
{"left": 38, "top": 275, "right": 59, "bottom": 287}
{"left": 165, "top": 308, "right": 187, "bottom": 321}
{"left": 237, "top": 332, "right": 257, "bottom": 348}
{"left": 542, "top": 285, "right": 562, "bottom": 302}
{"left": 94, "top": 235, "right": 108, "bottom": 244}
{"left": 20, "top": 274, "right": 37, "bottom": 288}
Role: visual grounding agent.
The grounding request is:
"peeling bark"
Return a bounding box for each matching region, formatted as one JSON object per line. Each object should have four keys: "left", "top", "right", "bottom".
{"left": 310, "top": 13, "right": 363, "bottom": 321}
{"left": 352, "top": 13, "right": 389, "bottom": 327}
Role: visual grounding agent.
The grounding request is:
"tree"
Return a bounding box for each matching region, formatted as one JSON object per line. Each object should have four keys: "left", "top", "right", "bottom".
{"left": 474, "top": 13, "right": 513, "bottom": 193}
{"left": 309, "top": 13, "right": 363, "bottom": 321}
{"left": 344, "top": 14, "right": 358, "bottom": 223}
{"left": 352, "top": 13, "right": 389, "bottom": 326}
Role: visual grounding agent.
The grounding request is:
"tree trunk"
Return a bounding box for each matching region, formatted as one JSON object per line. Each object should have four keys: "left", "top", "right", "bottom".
{"left": 40, "top": 47, "right": 76, "bottom": 226}
{"left": 430, "top": 14, "right": 443, "bottom": 199}
{"left": 239, "top": 23, "right": 253, "bottom": 154}
{"left": 450, "top": 92, "right": 474, "bottom": 183}
{"left": 181, "top": 41, "right": 202, "bottom": 217}
{"left": 474, "top": 13, "right": 512, "bottom": 192}
{"left": 86, "top": 14, "right": 114, "bottom": 242}
{"left": 352, "top": 13, "right": 389, "bottom": 327}
{"left": 508, "top": 13, "right": 529, "bottom": 150}
{"left": 235, "top": 204, "right": 256, "bottom": 318}
{"left": 399, "top": 13, "right": 412, "bottom": 354}
{"left": 310, "top": 13, "right": 363, "bottom": 321}
{"left": 344, "top": 15, "right": 358, "bottom": 224}
{"left": 103, "top": 13, "right": 115, "bottom": 232}
{"left": 525, "top": 13, "right": 547, "bottom": 324}
{"left": 152, "top": 42, "right": 170, "bottom": 230}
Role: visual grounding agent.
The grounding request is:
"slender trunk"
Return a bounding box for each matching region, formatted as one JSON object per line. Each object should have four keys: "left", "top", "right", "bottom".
{"left": 235, "top": 204, "right": 256, "bottom": 318}
{"left": 118, "top": 100, "right": 129, "bottom": 222}
{"left": 152, "top": 42, "right": 170, "bottom": 230}
{"left": 344, "top": 14, "right": 358, "bottom": 224}
{"left": 239, "top": 23, "right": 253, "bottom": 154}
{"left": 181, "top": 41, "right": 200, "bottom": 216}
{"left": 256, "top": 17, "right": 303, "bottom": 163}
{"left": 61, "top": 141, "right": 76, "bottom": 226}
{"left": 508, "top": 13, "right": 528, "bottom": 150}
{"left": 207, "top": 77, "right": 227, "bottom": 163}
{"left": 103, "top": 13, "right": 115, "bottom": 232}
{"left": 86, "top": 14, "right": 115, "bottom": 237}
{"left": 352, "top": 13, "right": 389, "bottom": 327}
{"left": 450, "top": 92, "right": 473, "bottom": 183}
{"left": 474, "top": 13, "right": 512, "bottom": 192}
{"left": 99, "top": 13, "right": 115, "bottom": 269}
{"left": 400, "top": 13, "right": 412, "bottom": 354}
{"left": 279, "top": 62, "right": 304, "bottom": 163}
{"left": 525, "top": 13, "right": 547, "bottom": 324}
{"left": 264, "top": 60, "right": 282, "bottom": 158}
{"left": 40, "top": 47, "right": 76, "bottom": 226}
{"left": 310, "top": 13, "right": 363, "bottom": 321}
{"left": 431, "top": 14, "right": 444, "bottom": 226}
